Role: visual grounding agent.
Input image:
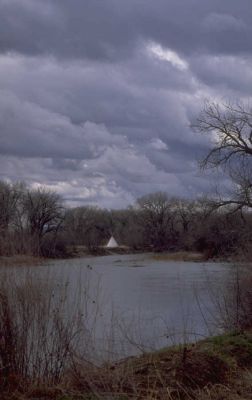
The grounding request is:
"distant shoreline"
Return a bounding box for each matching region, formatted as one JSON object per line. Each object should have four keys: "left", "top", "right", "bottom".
{"left": 0, "top": 250, "right": 218, "bottom": 267}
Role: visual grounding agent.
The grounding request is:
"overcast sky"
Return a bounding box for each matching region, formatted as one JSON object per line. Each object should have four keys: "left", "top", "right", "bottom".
{"left": 0, "top": 0, "right": 252, "bottom": 208}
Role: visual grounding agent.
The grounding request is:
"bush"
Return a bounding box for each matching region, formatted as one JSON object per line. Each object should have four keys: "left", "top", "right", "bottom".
{"left": 40, "top": 234, "right": 69, "bottom": 258}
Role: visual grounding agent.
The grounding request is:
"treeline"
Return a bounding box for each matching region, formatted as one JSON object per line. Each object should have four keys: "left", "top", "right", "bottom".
{"left": 1, "top": 181, "right": 251, "bottom": 259}
{"left": 0, "top": 181, "right": 64, "bottom": 257}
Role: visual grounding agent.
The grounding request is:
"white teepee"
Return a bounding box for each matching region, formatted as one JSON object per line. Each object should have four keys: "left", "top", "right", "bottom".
{"left": 106, "top": 236, "right": 119, "bottom": 248}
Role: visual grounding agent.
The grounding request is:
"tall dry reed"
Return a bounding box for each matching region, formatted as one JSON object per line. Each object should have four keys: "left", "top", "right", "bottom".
{"left": 0, "top": 268, "right": 102, "bottom": 390}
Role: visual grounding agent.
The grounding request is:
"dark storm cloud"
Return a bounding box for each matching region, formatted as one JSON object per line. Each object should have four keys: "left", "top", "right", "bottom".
{"left": 0, "top": 0, "right": 252, "bottom": 60}
{"left": 0, "top": 0, "right": 252, "bottom": 207}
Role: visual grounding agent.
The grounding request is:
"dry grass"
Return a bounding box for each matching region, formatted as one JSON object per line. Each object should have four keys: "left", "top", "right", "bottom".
{"left": 0, "top": 255, "right": 45, "bottom": 267}
{"left": 1, "top": 329, "right": 252, "bottom": 399}
{"left": 0, "top": 270, "right": 102, "bottom": 399}
{"left": 152, "top": 252, "right": 205, "bottom": 262}
{"left": 60, "top": 331, "right": 252, "bottom": 400}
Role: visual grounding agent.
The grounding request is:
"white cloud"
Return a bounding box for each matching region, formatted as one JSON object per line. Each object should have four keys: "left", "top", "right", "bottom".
{"left": 149, "top": 138, "right": 169, "bottom": 151}
{"left": 147, "top": 42, "right": 188, "bottom": 71}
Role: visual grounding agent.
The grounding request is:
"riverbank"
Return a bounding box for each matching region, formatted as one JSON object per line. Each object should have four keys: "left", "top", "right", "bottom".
{"left": 0, "top": 249, "right": 206, "bottom": 266}
{"left": 69, "top": 245, "right": 207, "bottom": 260}
{"left": 151, "top": 251, "right": 205, "bottom": 262}
{"left": 0, "top": 254, "right": 46, "bottom": 267}
{"left": 77, "top": 330, "right": 252, "bottom": 400}
{"left": 1, "top": 330, "right": 252, "bottom": 399}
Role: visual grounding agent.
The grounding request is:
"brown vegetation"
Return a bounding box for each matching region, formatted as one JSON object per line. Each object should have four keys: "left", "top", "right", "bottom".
{"left": 1, "top": 332, "right": 252, "bottom": 399}
{"left": 152, "top": 252, "right": 205, "bottom": 262}
{"left": 0, "top": 270, "right": 102, "bottom": 398}
{"left": 0, "top": 255, "right": 45, "bottom": 267}
{"left": 0, "top": 182, "right": 65, "bottom": 258}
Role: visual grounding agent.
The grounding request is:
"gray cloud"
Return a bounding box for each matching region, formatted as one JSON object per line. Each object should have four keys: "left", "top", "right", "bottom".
{"left": 1, "top": 1, "right": 252, "bottom": 60}
{"left": 0, "top": 1, "right": 252, "bottom": 207}
{"left": 202, "top": 13, "right": 247, "bottom": 32}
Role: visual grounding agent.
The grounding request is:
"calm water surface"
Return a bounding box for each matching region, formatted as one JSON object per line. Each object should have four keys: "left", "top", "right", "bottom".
{"left": 3, "top": 254, "right": 233, "bottom": 360}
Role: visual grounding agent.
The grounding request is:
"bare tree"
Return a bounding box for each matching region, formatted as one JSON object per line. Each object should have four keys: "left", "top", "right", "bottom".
{"left": 194, "top": 101, "right": 252, "bottom": 168}
{"left": 109, "top": 208, "right": 145, "bottom": 249}
{"left": 0, "top": 181, "right": 24, "bottom": 255}
{"left": 64, "top": 206, "right": 109, "bottom": 251}
{"left": 0, "top": 182, "right": 20, "bottom": 231}
{"left": 23, "top": 187, "right": 65, "bottom": 255}
{"left": 137, "top": 192, "right": 178, "bottom": 250}
{"left": 193, "top": 101, "right": 252, "bottom": 211}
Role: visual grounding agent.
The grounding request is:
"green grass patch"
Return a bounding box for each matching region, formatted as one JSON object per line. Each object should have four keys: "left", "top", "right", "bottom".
{"left": 200, "top": 331, "right": 252, "bottom": 368}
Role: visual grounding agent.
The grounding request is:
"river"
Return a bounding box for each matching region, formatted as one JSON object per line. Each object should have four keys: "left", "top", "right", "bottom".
{"left": 1, "top": 253, "right": 234, "bottom": 362}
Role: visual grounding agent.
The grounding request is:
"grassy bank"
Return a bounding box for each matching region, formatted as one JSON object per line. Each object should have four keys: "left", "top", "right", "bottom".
{"left": 151, "top": 251, "right": 205, "bottom": 262}
{"left": 1, "top": 331, "right": 252, "bottom": 399}
{"left": 70, "top": 246, "right": 206, "bottom": 261}
{"left": 0, "top": 250, "right": 206, "bottom": 267}
{"left": 0, "top": 254, "right": 46, "bottom": 267}
{"left": 67, "top": 331, "right": 252, "bottom": 399}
